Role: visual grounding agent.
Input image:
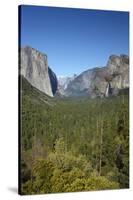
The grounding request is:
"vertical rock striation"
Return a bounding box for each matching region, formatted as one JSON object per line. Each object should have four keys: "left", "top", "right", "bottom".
{"left": 48, "top": 67, "right": 58, "bottom": 95}
{"left": 64, "top": 55, "right": 129, "bottom": 98}
{"left": 107, "top": 55, "right": 129, "bottom": 90}
{"left": 20, "top": 46, "right": 129, "bottom": 98}
{"left": 20, "top": 46, "right": 55, "bottom": 97}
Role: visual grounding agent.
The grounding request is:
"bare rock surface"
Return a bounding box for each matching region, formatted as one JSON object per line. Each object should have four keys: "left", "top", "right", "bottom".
{"left": 64, "top": 55, "right": 129, "bottom": 98}
{"left": 20, "top": 46, "right": 55, "bottom": 97}
{"left": 20, "top": 46, "right": 129, "bottom": 98}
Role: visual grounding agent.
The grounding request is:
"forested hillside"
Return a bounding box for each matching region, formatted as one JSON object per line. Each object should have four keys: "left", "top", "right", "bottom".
{"left": 20, "top": 75, "right": 129, "bottom": 195}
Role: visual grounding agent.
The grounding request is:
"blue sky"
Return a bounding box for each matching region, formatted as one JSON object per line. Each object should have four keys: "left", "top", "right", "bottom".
{"left": 20, "top": 5, "right": 129, "bottom": 76}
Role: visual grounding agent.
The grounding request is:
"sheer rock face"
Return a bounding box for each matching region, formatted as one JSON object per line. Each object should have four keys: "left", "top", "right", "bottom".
{"left": 20, "top": 47, "right": 129, "bottom": 98}
{"left": 64, "top": 55, "right": 129, "bottom": 98}
{"left": 65, "top": 67, "right": 108, "bottom": 97}
{"left": 107, "top": 55, "right": 129, "bottom": 89}
{"left": 48, "top": 67, "right": 58, "bottom": 95}
{"left": 20, "top": 46, "right": 57, "bottom": 97}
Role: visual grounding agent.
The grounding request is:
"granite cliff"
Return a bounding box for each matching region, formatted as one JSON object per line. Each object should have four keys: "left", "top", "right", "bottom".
{"left": 64, "top": 55, "right": 129, "bottom": 98}
{"left": 20, "top": 46, "right": 57, "bottom": 97}
{"left": 48, "top": 67, "right": 58, "bottom": 95}
{"left": 20, "top": 46, "right": 129, "bottom": 98}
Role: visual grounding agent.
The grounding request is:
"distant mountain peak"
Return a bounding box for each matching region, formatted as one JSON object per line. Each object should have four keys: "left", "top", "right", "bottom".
{"left": 20, "top": 47, "right": 129, "bottom": 99}
{"left": 64, "top": 54, "right": 129, "bottom": 98}
{"left": 57, "top": 74, "right": 77, "bottom": 95}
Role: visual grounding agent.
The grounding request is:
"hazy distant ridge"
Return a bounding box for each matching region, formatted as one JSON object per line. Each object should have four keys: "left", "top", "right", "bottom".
{"left": 20, "top": 46, "right": 129, "bottom": 98}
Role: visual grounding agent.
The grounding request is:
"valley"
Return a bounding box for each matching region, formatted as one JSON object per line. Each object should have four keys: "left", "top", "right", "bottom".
{"left": 19, "top": 46, "right": 129, "bottom": 195}
{"left": 20, "top": 75, "right": 129, "bottom": 194}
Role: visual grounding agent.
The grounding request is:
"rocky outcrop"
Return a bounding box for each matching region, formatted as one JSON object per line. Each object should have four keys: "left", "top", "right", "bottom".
{"left": 64, "top": 67, "right": 108, "bottom": 97}
{"left": 107, "top": 55, "right": 129, "bottom": 89}
{"left": 48, "top": 67, "right": 58, "bottom": 95}
{"left": 20, "top": 47, "right": 129, "bottom": 98}
{"left": 64, "top": 55, "right": 129, "bottom": 98}
{"left": 58, "top": 74, "right": 77, "bottom": 95}
{"left": 20, "top": 46, "right": 57, "bottom": 97}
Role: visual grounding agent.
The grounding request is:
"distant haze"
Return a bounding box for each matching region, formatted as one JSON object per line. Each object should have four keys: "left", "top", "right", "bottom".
{"left": 20, "top": 5, "right": 129, "bottom": 76}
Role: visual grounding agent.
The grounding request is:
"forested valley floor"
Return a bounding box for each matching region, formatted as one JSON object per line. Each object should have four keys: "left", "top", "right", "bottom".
{"left": 20, "top": 76, "right": 129, "bottom": 195}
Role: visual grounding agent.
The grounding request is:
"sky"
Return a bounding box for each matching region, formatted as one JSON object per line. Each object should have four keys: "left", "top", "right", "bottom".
{"left": 19, "top": 5, "right": 129, "bottom": 77}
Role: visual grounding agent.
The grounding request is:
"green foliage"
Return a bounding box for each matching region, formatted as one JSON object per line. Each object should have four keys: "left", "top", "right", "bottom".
{"left": 20, "top": 76, "right": 129, "bottom": 194}
{"left": 85, "top": 176, "right": 119, "bottom": 191}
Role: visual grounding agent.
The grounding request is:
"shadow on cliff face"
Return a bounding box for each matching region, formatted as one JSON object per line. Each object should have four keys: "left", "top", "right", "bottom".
{"left": 48, "top": 67, "right": 58, "bottom": 95}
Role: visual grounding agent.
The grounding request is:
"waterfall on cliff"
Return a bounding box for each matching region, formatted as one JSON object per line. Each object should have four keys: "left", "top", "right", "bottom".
{"left": 105, "top": 82, "right": 112, "bottom": 97}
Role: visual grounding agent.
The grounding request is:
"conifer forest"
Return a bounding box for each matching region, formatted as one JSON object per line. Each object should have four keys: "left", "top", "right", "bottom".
{"left": 20, "top": 76, "right": 129, "bottom": 194}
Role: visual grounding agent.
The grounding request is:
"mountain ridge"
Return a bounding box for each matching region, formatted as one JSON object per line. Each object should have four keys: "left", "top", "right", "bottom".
{"left": 63, "top": 54, "right": 129, "bottom": 98}
{"left": 19, "top": 46, "right": 129, "bottom": 99}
